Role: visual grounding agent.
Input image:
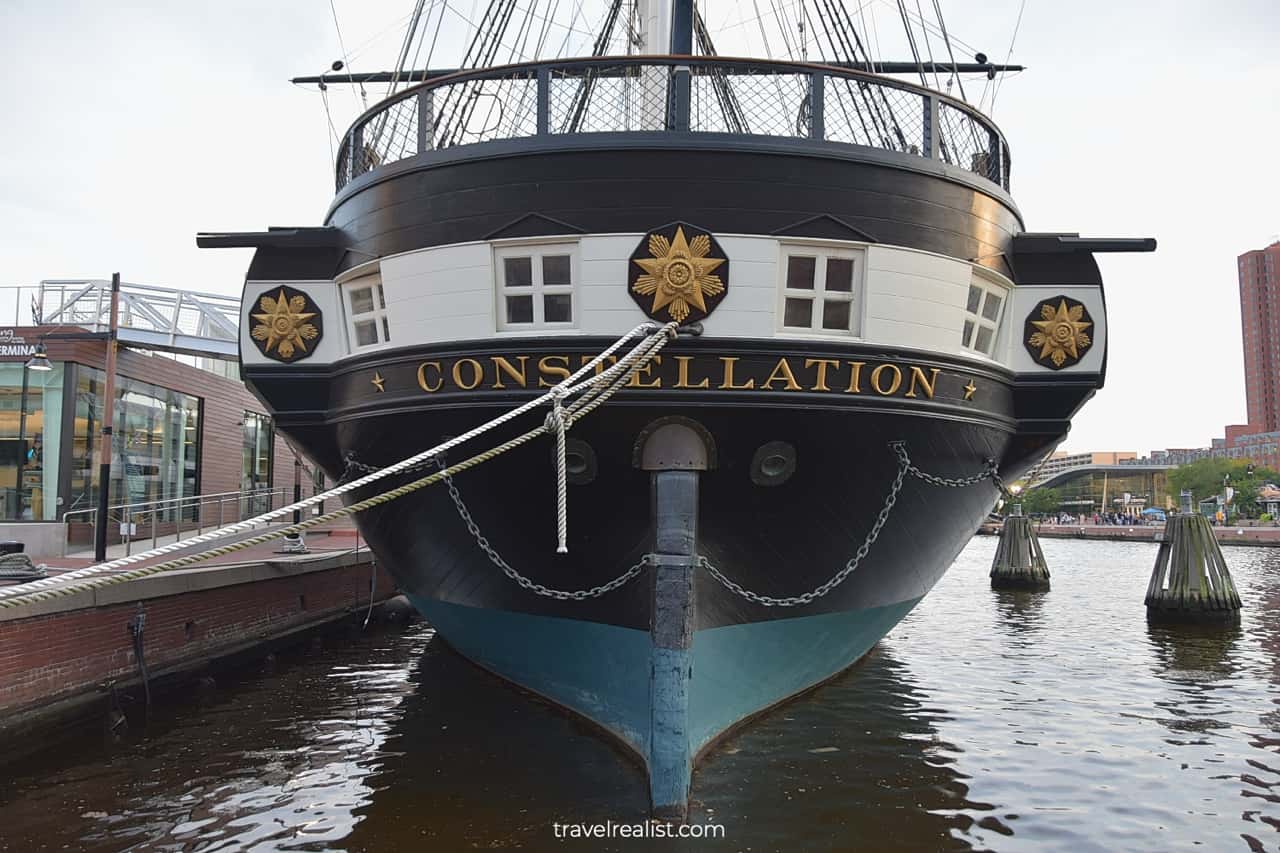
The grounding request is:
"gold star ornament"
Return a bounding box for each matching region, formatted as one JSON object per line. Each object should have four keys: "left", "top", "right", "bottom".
{"left": 250, "top": 287, "right": 323, "bottom": 362}
{"left": 1025, "top": 297, "right": 1093, "bottom": 369}
{"left": 629, "top": 224, "right": 728, "bottom": 324}
{"left": 963, "top": 380, "right": 977, "bottom": 401}
{"left": 371, "top": 372, "right": 386, "bottom": 392}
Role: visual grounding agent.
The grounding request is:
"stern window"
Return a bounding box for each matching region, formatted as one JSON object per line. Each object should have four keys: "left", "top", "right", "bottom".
{"left": 495, "top": 244, "right": 577, "bottom": 330}
{"left": 778, "top": 247, "right": 862, "bottom": 336}
{"left": 343, "top": 275, "right": 390, "bottom": 349}
{"left": 962, "top": 274, "right": 1008, "bottom": 356}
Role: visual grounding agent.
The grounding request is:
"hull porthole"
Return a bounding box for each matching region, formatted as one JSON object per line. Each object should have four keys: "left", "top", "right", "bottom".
{"left": 751, "top": 441, "right": 797, "bottom": 486}
{"left": 561, "top": 438, "right": 598, "bottom": 485}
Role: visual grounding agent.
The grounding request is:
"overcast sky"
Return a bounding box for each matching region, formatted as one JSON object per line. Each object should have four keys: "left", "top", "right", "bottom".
{"left": 1, "top": 0, "right": 1277, "bottom": 455}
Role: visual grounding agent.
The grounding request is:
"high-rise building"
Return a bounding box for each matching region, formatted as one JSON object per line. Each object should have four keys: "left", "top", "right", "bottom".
{"left": 1239, "top": 241, "right": 1280, "bottom": 431}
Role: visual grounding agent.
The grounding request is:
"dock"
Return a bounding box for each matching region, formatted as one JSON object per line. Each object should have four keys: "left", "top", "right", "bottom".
{"left": 0, "top": 527, "right": 395, "bottom": 750}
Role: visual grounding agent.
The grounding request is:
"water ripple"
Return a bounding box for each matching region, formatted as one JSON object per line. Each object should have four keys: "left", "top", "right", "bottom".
{"left": 0, "top": 540, "right": 1277, "bottom": 851}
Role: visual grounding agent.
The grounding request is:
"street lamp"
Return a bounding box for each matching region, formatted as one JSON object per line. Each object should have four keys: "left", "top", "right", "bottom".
{"left": 24, "top": 342, "right": 52, "bottom": 372}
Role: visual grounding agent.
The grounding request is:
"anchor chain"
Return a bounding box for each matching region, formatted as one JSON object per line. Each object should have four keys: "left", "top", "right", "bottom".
{"left": 702, "top": 442, "right": 1007, "bottom": 607}
{"left": 440, "top": 462, "right": 650, "bottom": 600}
{"left": 892, "top": 441, "right": 1003, "bottom": 490}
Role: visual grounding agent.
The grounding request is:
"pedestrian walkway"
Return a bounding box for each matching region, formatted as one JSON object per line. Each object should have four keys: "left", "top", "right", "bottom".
{"left": 11, "top": 523, "right": 368, "bottom": 583}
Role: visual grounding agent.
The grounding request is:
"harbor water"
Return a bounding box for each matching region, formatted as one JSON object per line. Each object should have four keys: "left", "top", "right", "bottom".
{"left": 1, "top": 537, "right": 1277, "bottom": 851}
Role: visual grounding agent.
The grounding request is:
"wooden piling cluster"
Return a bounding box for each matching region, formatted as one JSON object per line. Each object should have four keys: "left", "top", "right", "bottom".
{"left": 1146, "top": 509, "right": 1242, "bottom": 623}
{"left": 990, "top": 505, "right": 1050, "bottom": 591}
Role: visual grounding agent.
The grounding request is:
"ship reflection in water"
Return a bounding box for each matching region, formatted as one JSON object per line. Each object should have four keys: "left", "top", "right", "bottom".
{"left": 1, "top": 537, "right": 1279, "bottom": 851}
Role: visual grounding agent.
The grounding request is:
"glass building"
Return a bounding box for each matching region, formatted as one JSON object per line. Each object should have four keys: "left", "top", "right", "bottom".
{"left": 1039, "top": 466, "right": 1172, "bottom": 513}
{"left": 0, "top": 328, "right": 289, "bottom": 554}
{"left": 0, "top": 361, "right": 201, "bottom": 522}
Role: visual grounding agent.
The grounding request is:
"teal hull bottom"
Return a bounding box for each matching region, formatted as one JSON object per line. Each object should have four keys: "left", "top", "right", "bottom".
{"left": 410, "top": 596, "right": 920, "bottom": 812}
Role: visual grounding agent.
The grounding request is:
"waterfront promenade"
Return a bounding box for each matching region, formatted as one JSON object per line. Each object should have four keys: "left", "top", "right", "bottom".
{"left": 980, "top": 520, "right": 1280, "bottom": 546}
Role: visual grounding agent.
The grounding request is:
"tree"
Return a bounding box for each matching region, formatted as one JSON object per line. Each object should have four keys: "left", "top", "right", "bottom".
{"left": 1018, "top": 487, "right": 1061, "bottom": 516}
{"left": 1168, "top": 458, "right": 1280, "bottom": 518}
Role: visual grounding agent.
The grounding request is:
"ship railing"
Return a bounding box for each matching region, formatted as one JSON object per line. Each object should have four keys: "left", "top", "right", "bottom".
{"left": 62, "top": 486, "right": 294, "bottom": 557}
{"left": 334, "top": 55, "right": 1011, "bottom": 194}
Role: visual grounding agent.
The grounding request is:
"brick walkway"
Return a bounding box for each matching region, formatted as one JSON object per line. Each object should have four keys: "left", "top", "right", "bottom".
{"left": 3, "top": 525, "right": 369, "bottom": 587}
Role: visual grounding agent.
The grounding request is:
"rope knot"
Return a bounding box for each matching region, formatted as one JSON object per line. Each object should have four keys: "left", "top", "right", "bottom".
{"left": 544, "top": 402, "right": 568, "bottom": 435}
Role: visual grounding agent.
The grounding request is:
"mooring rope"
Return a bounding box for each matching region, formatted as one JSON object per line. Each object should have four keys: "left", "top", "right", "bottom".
{"left": 547, "top": 386, "right": 569, "bottom": 554}
{"left": 0, "top": 323, "right": 677, "bottom": 609}
{"left": 0, "top": 552, "right": 48, "bottom": 582}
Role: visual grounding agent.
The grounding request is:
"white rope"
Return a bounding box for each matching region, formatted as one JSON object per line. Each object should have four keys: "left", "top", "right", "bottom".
{"left": 548, "top": 386, "right": 569, "bottom": 554}
{"left": 0, "top": 325, "right": 678, "bottom": 610}
{"left": 0, "top": 323, "right": 666, "bottom": 602}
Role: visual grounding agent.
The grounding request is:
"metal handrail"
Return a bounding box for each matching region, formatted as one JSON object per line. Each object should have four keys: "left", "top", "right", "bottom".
{"left": 63, "top": 486, "right": 291, "bottom": 557}
{"left": 334, "top": 54, "right": 1011, "bottom": 193}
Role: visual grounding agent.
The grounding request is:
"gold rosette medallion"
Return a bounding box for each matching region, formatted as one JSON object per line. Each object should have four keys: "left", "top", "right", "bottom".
{"left": 1023, "top": 296, "right": 1093, "bottom": 369}
{"left": 250, "top": 285, "right": 324, "bottom": 363}
{"left": 628, "top": 223, "right": 729, "bottom": 324}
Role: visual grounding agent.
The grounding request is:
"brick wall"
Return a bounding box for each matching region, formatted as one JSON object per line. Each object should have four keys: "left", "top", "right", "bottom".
{"left": 0, "top": 560, "right": 393, "bottom": 718}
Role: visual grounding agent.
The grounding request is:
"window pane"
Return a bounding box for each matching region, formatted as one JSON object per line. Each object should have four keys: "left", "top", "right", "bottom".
{"left": 786, "top": 256, "right": 816, "bottom": 290}
{"left": 354, "top": 319, "right": 379, "bottom": 346}
{"left": 962, "top": 318, "right": 974, "bottom": 346}
{"left": 966, "top": 284, "right": 982, "bottom": 314}
{"left": 543, "top": 255, "right": 571, "bottom": 287}
{"left": 377, "top": 284, "right": 387, "bottom": 309}
{"left": 544, "top": 293, "right": 572, "bottom": 323}
{"left": 974, "top": 325, "right": 994, "bottom": 354}
{"left": 826, "top": 258, "right": 854, "bottom": 292}
{"left": 381, "top": 317, "right": 391, "bottom": 341}
{"left": 822, "top": 299, "right": 851, "bottom": 331}
{"left": 981, "top": 291, "right": 1002, "bottom": 322}
{"left": 783, "top": 297, "right": 813, "bottom": 328}
{"left": 350, "top": 287, "right": 375, "bottom": 315}
{"left": 506, "top": 294, "right": 533, "bottom": 324}
{"left": 504, "top": 257, "right": 533, "bottom": 288}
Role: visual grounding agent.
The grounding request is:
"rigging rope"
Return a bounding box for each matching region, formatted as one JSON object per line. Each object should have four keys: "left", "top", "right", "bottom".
{"left": 562, "top": 0, "right": 625, "bottom": 133}
{"left": 388, "top": 0, "right": 429, "bottom": 98}
{"left": 912, "top": 0, "right": 943, "bottom": 92}
{"left": 931, "top": 0, "right": 967, "bottom": 102}
{"left": 989, "top": 0, "right": 1027, "bottom": 114}
{"left": 894, "top": 0, "right": 928, "bottom": 87}
{"left": 0, "top": 323, "right": 675, "bottom": 608}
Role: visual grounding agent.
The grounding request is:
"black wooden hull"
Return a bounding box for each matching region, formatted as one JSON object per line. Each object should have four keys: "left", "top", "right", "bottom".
{"left": 244, "top": 336, "right": 1087, "bottom": 810}
{"left": 334, "top": 401, "right": 1010, "bottom": 631}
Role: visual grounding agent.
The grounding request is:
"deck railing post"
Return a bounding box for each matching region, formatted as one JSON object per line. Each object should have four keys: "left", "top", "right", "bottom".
{"left": 923, "top": 94, "right": 939, "bottom": 160}
{"left": 670, "top": 65, "right": 691, "bottom": 132}
{"left": 991, "top": 128, "right": 1003, "bottom": 185}
{"left": 536, "top": 66, "right": 550, "bottom": 135}
{"left": 417, "top": 89, "right": 434, "bottom": 152}
{"left": 809, "top": 71, "right": 825, "bottom": 140}
{"left": 350, "top": 125, "right": 363, "bottom": 180}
